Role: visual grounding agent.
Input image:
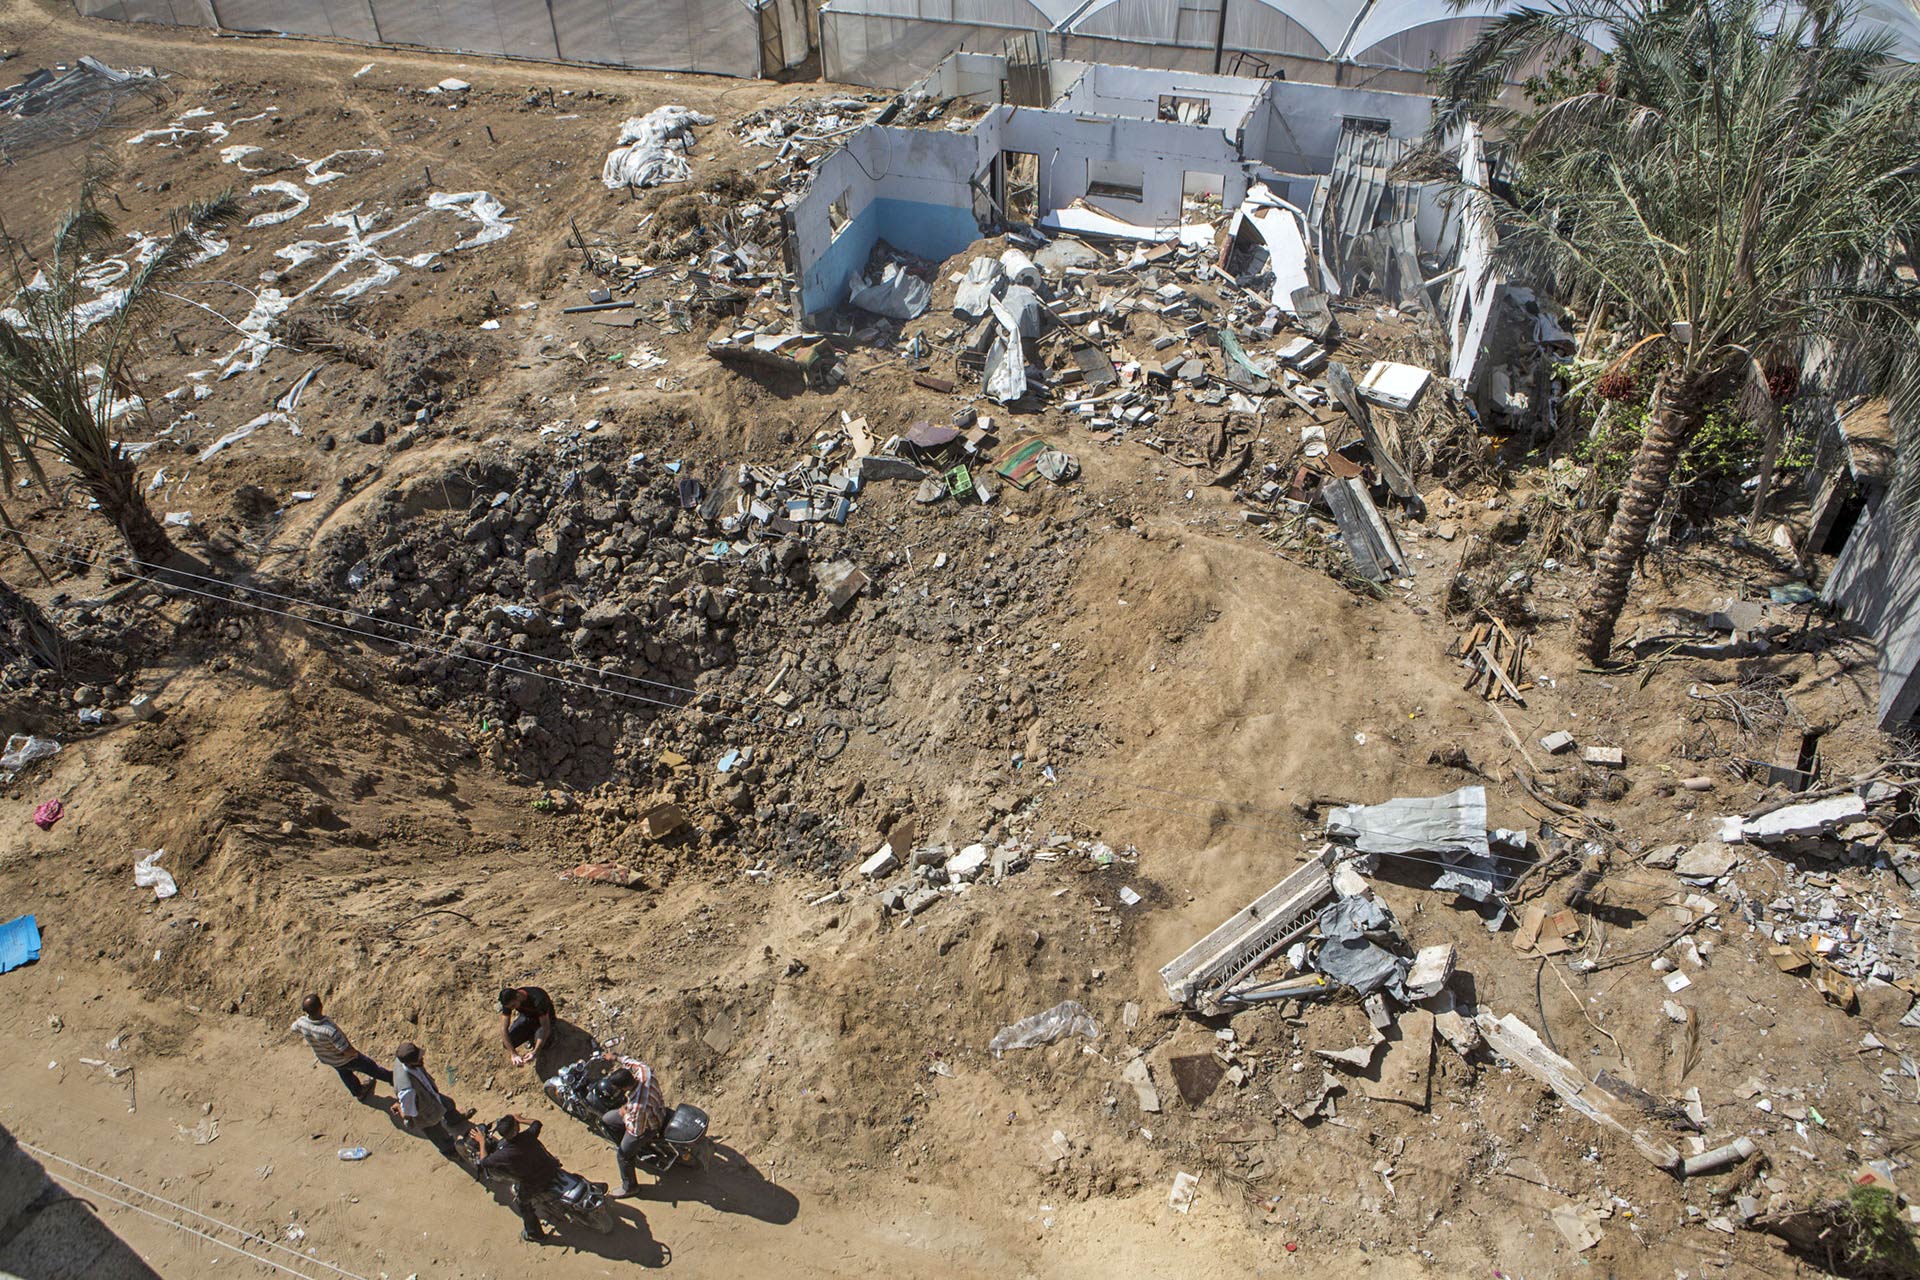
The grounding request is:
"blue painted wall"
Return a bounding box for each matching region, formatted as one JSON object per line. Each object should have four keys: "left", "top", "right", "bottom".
{"left": 801, "top": 197, "right": 982, "bottom": 315}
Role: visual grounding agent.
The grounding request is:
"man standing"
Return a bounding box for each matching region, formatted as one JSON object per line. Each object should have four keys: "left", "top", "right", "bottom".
{"left": 291, "top": 995, "right": 391, "bottom": 1100}
{"left": 497, "top": 986, "right": 556, "bottom": 1067}
{"left": 389, "top": 1041, "right": 465, "bottom": 1164}
{"left": 596, "top": 1052, "right": 668, "bottom": 1198}
{"left": 478, "top": 1114, "right": 562, "bottom": 1243}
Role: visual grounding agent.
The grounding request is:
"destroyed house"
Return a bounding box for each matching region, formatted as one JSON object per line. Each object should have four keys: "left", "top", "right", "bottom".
{"left": 794, "top": 60, "right": 1450, "bottom": 303}
{"left": 787, "top": 57, "right": 1520, "bottom": 408}
{"left": 1817, "top": 399, "right": 1920, "bottom": 731}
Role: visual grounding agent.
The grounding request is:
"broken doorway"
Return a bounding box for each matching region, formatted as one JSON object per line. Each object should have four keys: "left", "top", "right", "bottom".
{"left": 999, "top": 150, "right": 1039, "bottom": 225}
{"left": 1183, "top": 169, "right": 1225, "bottom": 219}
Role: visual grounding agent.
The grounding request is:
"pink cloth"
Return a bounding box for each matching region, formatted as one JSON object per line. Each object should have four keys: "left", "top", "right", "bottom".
{"left": 32, "top": 799, "right": 63, "bottom": 829}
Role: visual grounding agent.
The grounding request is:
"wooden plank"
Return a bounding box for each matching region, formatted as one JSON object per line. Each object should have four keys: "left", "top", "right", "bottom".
{"left": 1477, "top": 1012, "right": 1681, "bottom": 1172}
{"left": 1476, "top": 644, "right": 1528, "bottom": 706}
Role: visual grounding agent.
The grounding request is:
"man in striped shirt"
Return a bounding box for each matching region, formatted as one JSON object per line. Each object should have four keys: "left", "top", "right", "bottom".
{"left": 291, "top": 994, "right": 392, "bottom": 1099}
{"left": 597, "top": 1052, "right": 667, "bottom": 1197}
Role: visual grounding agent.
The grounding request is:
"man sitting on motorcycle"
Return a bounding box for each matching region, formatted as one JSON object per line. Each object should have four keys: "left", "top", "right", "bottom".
{"left": 477, "top": 1114, "right": 563, "bottom": 1244}
{"left": 596, "top": 1051, "right": 667, "bottom": 1198}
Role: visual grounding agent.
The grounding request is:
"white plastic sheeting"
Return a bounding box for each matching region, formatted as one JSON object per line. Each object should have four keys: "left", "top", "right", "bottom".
{"left": 600, "top": 106, "right": 716, "bottom": 190}
{"left": 77, "top": 0, "right": 815, "bottom": 79}
{"left": 822, "top": 0, "right": 1087, "bottom": 88}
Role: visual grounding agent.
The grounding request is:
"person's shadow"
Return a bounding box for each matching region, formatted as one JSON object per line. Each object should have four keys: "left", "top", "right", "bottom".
{"left": 630, "top": 1142, "right": 799, "bottom": 1225}
{"left": 530, "top": 1018, "right": 599, "bottom": 1078}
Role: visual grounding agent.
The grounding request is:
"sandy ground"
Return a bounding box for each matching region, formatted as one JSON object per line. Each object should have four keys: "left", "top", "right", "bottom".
{"left": 0, "top": 1, "right": 1912, "bottom": 1277}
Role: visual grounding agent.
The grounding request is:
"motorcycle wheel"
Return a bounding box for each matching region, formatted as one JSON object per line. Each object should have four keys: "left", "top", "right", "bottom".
{"left": 579, "top": 1202, "right": 616, "bottom": 1234}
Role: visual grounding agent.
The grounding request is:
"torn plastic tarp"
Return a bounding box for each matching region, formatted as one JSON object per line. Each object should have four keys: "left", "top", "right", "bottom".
{"left": 984, "top": 332, "right": 1027, "bottom": 403}
{"left": 990, "top": 285, "right": 1047, "bottom": 340}
{"left": 1327, "top": 786, "right": 1504, "bottom": 902}
{"left": 1314, "top": 893, "right": 1411, "bottom": 999}
{"left": 848, "top": 262, "right": 930, "bottom": 320}
{"left": 988, "top": 1000, "right": 1099, "bottom": 1056}
{"left": 954, "top": 257, "right": 1004, "bottom": 319}
{"left": 0, "top": 735, "right": 60, "bottom": 771}
{"left": 600, "top": 106, "right": 714, "bottom": 190}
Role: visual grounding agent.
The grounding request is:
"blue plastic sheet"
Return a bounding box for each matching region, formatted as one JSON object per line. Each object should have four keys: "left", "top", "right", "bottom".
{"left": 0, "top": 913, "right": 42, "bottom": 974}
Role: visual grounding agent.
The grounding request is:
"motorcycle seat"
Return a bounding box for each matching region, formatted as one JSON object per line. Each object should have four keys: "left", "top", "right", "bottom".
{"left": 663, "top": 1104, "right": 709, "bottom": 1144}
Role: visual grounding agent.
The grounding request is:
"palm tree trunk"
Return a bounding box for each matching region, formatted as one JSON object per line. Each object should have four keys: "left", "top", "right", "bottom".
{"left": 1574, "top": 371, "right": 1708, "bottom": 662}
{"left": 84, "top": 451, "right": 174, "bottom": 567}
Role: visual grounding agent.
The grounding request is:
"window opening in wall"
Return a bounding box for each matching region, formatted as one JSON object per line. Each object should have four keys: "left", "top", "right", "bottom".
{"left": 1158, "top": 94, "right": 1211, "bottom": 124}
{"left": 1087, "top": 158, "right": 1145, "bottom": 203}
{"left": 828, "top": 193, "right": 851, "bottom": 239}
{"left": 1341, "top": 115, "right": 1392, "bottom": 134}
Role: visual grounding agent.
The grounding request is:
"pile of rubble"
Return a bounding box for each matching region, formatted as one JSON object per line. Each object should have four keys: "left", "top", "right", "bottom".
{"left": 305, "top": 407, "right": 1088, "bottom": 789}
{"left": 854, "top": 829, "right": 1140, "bottom": 918}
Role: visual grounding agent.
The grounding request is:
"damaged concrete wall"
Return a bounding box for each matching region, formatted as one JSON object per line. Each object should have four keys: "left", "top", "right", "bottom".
{"left": 1825, "top": 494, "right": 1920, "bottom": 729}
{"left": 794, "top": 126, "right": 986, "bottom": 316}
{"left": 1254, "top": 79, "right": 1432, "bottom": 174}
{"left": 1049, "top": 62, "right": 1268, "bottom": 130}
{"left": 984, "top": 104, "right": 1253, "bottom": 224}
{"left": 1442, "top": 123, "right": 1505, "bottom": 394}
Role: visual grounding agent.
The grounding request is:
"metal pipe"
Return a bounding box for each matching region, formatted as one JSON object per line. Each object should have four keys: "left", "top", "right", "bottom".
{"left": 1682, "top": 1137, "right": 1757, "bottom": 1177}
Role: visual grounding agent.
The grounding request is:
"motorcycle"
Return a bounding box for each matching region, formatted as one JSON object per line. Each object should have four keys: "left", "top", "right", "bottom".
{"left": 543, "top": 1054, "right": 711, "bottom": 1176}
{"left": 455, "top": 1124, "right": 617, "bottom": 1235}
{"left": 525, "top": 1168, "right": 615, "bottom": 1235}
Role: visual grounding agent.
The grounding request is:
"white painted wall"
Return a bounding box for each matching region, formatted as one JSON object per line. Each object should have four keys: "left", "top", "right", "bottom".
{"left": 1048, "top": 62, "right": 1268, "bottom": 131}
{"left": 986, "top": 104, "right": 1254, "bottom": 223}
{"left": 1256, "top": 79, "right": 1433, "bottom": 172}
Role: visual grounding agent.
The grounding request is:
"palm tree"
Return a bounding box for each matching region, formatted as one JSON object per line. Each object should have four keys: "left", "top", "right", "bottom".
{"left": 1437, "top": 0, "right": 1920, "bottom": 662}
{"left": 0, "top": 181, "right": 240, "bottom": 564}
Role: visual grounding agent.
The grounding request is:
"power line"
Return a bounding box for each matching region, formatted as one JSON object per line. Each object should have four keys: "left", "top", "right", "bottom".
{"left": 12, "top": 527, "right": 1716, "bottom": 899}
{"left": 23, "top": 1140, "right": 376, "bottom": 1280}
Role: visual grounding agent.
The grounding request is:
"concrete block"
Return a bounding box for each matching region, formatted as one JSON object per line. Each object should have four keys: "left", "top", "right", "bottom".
{"left": 1583, "top": 746, "right": 1624, "bottom": 767}
{"left": 1540, "top": 730, "right": 1575, "bottom": 754}
{"left": 946, "top": 844, "right": 989, "bottom": 882}
{"left": 859, "top": 845, "right": 898, "bottom": 880}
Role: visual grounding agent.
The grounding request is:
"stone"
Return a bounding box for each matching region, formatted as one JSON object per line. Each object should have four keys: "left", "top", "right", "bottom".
{"left": 1405, "top": 944, "right": 1456, "bottom": 999}
{"left": 1644, "top": 843, "right": 1685, "bottom": 870}
{"left": 1736, "top": 794, "right": 1868, "bottom": 843}
{"left": 859, "top": 845, "right": 898, "bottom": 879}
{"left": 1120, "top": 1057, "right": 1161, "bottom": 1113}
{"left": 1674, "top": 843, "right": 1738, "bottom": 880}
{"left": 903, "top": 886, "right": 941, "bottom": 915}
{"left": 856, "top": 454, "right": 926, "bottom": 483}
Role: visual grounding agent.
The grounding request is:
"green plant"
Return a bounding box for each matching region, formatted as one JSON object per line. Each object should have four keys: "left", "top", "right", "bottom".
{"left": 0, "top": 176, "right": 240, "bottom": 562}
{"left": 1435, "top": 0, "right": 1920, "bottom": 661}
{"left": 1840, "top": 1186, "right": 1920, "bottom": 1274}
